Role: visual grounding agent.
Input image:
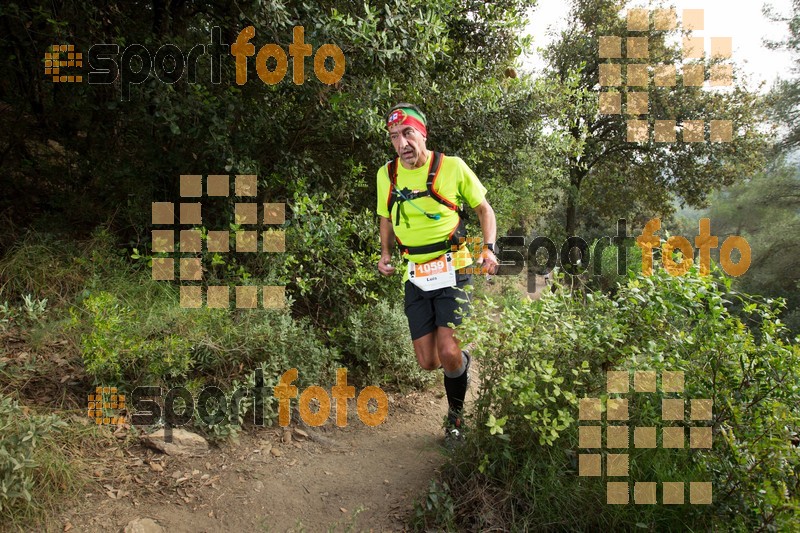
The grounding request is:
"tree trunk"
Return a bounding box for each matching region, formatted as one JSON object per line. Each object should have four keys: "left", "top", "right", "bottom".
{"left": 564, "top": 167, "right": 587, "bottom": 292}
{"left": 566, "top": 194, "right": 577, "bottom": 238}
{"left": 565, "top": 167, "right": 585, "bottom": 237}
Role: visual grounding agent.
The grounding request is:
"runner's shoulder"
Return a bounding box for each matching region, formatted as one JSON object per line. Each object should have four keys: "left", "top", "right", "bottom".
{"left": 439, "top": 155, "right": 477, "bottom": 175}
{"left": 376, "top": 162, "right": 390, "bottom": 178}
{"left": 440, "top": 154, "right": 466, "bottom": 166}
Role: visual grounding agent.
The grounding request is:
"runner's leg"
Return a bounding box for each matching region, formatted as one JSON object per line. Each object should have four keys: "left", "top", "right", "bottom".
{"left": 412, "top": 332, "right": 440, "bottom": 370}
{"left": 405, "top": 280, "right": 440, "bottom": 370}
{"left": 438, "top": 327, "right": 469, "bottom": 423}
{"left": 435, "top": 274, "right": 472, "bottom": 428}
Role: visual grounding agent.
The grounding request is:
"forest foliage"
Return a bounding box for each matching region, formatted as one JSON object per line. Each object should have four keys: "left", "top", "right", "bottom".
{"left": 0, "top": 0, "right": 798, "bottom": 529}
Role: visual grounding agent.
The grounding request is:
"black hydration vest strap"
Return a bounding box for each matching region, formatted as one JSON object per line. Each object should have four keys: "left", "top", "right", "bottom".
{"left": 386, "top": 152, "right": 467, "bottom": 255}
{"left": 387, "top": 152, "right": 451, "bottom": 226}
{"left": 387, "top": 157, "right": 399, "bottom": 218}
{"left": 397, "top": 218, "right": 467, "bottom": 257}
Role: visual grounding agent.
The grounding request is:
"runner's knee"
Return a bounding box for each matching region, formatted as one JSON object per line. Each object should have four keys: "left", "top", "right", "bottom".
{"left": 418, "top": 358, "right": 440, "bottom": 371}
{"left": 437, "top": 343, "right": 462, "bottom": 372}
{"left": 415, "top": 348, "right": 440, "bottom": 370}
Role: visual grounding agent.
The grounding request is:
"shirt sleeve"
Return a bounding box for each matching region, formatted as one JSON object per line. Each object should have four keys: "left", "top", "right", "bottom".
{"left": 376, "top": 164, "right": 390, "bottom": 218}
{"left": 454, "top": 157, "right": 487, "bottom": 208}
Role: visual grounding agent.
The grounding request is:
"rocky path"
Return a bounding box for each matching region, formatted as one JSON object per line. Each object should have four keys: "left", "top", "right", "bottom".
{"left": 61, "top": 388, "right": 454, "bottom": 532}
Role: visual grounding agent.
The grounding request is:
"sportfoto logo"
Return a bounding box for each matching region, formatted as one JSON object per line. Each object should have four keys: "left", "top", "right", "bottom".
{"left": 598, "top": 8, "right": 735, "bottom": 143}
{"left": 90, "top": 368, "right": 388, "bottom": 429}
{"left": 578, "top": 370, "right": 713, "bottom": 505}
{"left": 47, "top": 26, "right": 345, "bottom": 99}
{"left": 495, "top": 218, "right": 750, "bottom": 292}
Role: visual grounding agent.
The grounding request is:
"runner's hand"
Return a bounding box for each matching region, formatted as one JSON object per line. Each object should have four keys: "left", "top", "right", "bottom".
{"left": 378, "top": 254, "right": 396, "bottom": 276}
{"left": 477, "top": 249, "right": 499, "bottom": 275}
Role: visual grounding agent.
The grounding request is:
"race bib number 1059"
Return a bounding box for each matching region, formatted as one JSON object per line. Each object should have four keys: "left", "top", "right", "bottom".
{"left": 408, "top": 253, "right": 457, "bottom": 291}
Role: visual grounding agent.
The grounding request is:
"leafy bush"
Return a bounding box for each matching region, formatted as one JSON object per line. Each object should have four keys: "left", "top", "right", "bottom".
{"left": 0, "top": 228, "right": 129, "bottom": 305}
{"left": 588, "top": 238, "right": 643, "bottom": 292}
{"left": 73, "top": 283, "right": 339, "bottom": 436}
{"left": 418, "top": 265, "right": 800, "bottom": 531}
{"left": 20, "top": 294, "right": 48, "bottom": 323}
{"left": 0, "top": 395, "right": 68, "bottom": 518}
{"left": 332, "top": 301, "right": 437, "bottom": 390}
{"left": 184, "top": 312, "right": 340, "bottom": 439}
{"left": 75, "top": 291, "right": 194, "bottom": 384}
{"left": 281, "top": 192, "right": 395, "bottom": 328}
{"left": 0, "top": 301, "right": 14, "bottom": 332}
{"left": 220, "top": 311, "right": 338, "bottom": 388}
{"left": 412, "top": 480, "right": 456, "bottom": 530}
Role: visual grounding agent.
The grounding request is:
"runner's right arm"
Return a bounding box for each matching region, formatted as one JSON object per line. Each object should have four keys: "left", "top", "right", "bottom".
{"left": 378, "top": 216, "right": 396, "bottom": 276}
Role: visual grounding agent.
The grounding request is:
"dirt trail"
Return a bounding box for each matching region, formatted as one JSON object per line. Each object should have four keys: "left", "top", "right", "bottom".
{"left": 55, "top": 279, "right": 542, "bottom": 532}
{"left": 23, "top": 276, "right": 546, "bottom": 532}
{"left": 61, "top": 387, "right": 460, "bottom": 532}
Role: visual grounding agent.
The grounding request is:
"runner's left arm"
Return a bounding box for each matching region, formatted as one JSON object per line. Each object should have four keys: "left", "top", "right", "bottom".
{"left": 473, "top": 200, "right": 499, "bottom": 274}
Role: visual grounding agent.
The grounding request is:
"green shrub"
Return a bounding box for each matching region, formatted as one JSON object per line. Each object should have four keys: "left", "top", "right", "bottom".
{"left": 0, "top": 301, "right": 15, "bottom": 332}
{"left": 75, "top": 282, "right": 336, "bottom": 385}
{"left": 73, "top": 285, "right": 339, "bottom": 435}
{"left": 184, "top": 312, "right": 340, "bottom": 439}
{"left": 0, "top": 228, "right": 129, "bottom": 305}
{"left": 281, "top": 192, "right": 395, "bottom": 328}
{"left": 588, "top": 238, "right": 643, "bottom": 292}
{"left": 412, "top": 480, "right": 456, "bottom": 530}
{"left": 0, "top": 395, "right": 69, "bottom": 519}
{"left": 332, "top": 301, "right": 436, "bottom": 390}
{"left": 418, "top": 265, "right": 800, "bottom": 531}
{"left": 75, "top": 291, "right": 194, "bottom": 384}
{"left": 225, "top": 311, "right": 338, "bottom": 386}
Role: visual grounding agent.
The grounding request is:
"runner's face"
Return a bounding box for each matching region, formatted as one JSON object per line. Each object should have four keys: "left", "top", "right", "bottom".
{"left": 388, "top": 124, "right": 428, "bottom": 169}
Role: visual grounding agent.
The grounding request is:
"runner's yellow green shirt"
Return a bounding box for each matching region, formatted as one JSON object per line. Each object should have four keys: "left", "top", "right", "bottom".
{"left": 376, "top": 154, "right": 487, "bottom": 282}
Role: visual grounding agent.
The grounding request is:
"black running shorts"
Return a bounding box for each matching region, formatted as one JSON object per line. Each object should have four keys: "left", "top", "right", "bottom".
{"left": 404, "top": 272, "right": 472, "bottom": 340}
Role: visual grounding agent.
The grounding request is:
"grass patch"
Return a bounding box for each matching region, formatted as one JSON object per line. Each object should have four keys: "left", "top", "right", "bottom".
{"left": 0, "top": 400, "right": 96, "bottom": 531}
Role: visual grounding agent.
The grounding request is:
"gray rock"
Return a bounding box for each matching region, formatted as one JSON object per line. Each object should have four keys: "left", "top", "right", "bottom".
{"left": 141, "top": 428, "right": 209, "bottom": 457}
{"left": 123, "top": 517, "right": 165, "bottom": 533}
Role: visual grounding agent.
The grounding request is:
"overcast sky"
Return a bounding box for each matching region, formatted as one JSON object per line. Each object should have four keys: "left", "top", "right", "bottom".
{"left": 523, "top": 0, "right": 796, "bottom": 91}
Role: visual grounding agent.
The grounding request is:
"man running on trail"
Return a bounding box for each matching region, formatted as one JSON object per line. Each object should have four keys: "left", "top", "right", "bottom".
{"left": 375, "top": 103, "right": 499, "bottom": 441}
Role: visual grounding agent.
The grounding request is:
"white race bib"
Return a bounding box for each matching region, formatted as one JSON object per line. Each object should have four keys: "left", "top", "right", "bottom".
{"left": 408, "top": 253, "right": 457, "bottom": 291}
